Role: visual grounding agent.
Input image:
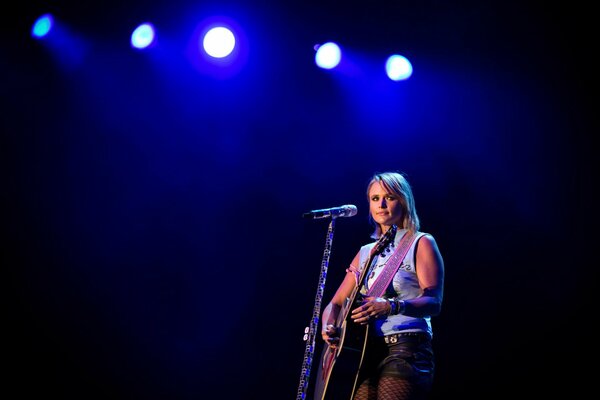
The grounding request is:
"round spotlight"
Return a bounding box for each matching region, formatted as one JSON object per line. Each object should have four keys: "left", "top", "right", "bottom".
{"left": 202, "top": 26, "right": 236, "bottom": 58}
{"left": 31, "top": 13, "right": 53, "bottom": 39}
{"left": 385, "top": 54, "right": 413, "bottom": 81}
{"left": 315, "top": 42, "right": 341, "bottom": 69}
{"left": 131, "top": 23, "right": 156, "bottom": 49}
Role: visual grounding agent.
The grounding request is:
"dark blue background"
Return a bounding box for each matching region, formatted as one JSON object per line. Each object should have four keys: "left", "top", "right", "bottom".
{"left": 3, "top": 1, "right": 594, "bottom": 398}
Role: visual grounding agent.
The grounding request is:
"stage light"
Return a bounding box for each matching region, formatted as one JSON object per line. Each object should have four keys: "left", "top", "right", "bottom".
{"left": 315, "top": 42, "right": 341, "bottom": 69}
{"left": 202, "top": 26, "right": 236, "bottom": 58}
{"left": 29, "top": 14, "right": 87, "bottom": 70}
{"left": 31, "top": 13, "right": 54, "bottom": 39}
{"left": 185, "top": 16, "right": 248, "bottom": 79}
{"left": 131, "top": 23, "right": 156, "bottom": 49}
{"left": 385, "top": 54, "right": 413, "bottom": 81}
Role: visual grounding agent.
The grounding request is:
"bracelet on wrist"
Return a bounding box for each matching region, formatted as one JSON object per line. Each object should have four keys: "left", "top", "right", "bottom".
{"left": 398, "top": 299, "right": 406, "bottom": 314}
{"left": 387, "top": 299, "right": 396, "bottom": 315}
{"left": 393, "top": 298, "right": 401, "bottom": 315}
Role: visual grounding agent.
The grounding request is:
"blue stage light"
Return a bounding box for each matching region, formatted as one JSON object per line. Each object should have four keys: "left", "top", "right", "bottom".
{"left": 131, "top": 23, "right": 156, "bottom": 49}
{"left": 315, "top": 42, "right": 341, "bottom": 69}
{"left": 385, "top": 54, "right": 413, "bottom": 81}
{"left": 31, "top": 13, "right": 53, "bottom": 39}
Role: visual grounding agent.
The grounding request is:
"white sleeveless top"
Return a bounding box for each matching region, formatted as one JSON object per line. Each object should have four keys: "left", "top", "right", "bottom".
{"left": 357, "top": 228, "right": 433, "bottom": 337}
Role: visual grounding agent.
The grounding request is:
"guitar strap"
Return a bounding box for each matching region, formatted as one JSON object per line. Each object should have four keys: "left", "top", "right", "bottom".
{"left": 365, "top": 231, "right": 418, "bottom": 297}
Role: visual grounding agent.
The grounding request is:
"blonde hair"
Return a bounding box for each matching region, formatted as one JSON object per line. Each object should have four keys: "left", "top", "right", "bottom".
{"left": 367, "top": 171, "right": 420, "bottom": 238}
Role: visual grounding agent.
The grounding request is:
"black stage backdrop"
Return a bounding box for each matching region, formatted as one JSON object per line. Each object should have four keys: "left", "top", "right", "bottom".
{"left": 3, "top": 1, "right": 595, "bottom": 399}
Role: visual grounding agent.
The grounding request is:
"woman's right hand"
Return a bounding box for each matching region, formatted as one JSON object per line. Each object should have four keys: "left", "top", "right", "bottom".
{"left": 322, "top": 324, "right": 340, "bottom": 348}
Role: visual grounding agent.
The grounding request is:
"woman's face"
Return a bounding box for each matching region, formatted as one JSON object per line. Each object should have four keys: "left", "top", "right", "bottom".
{"left": 369, "top": 181, "right": 404, "bottom": 230}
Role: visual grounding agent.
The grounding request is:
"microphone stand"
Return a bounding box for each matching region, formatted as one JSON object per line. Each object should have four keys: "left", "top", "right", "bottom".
{"left": 296, "top": 217, "right": 337, "bottom": 400}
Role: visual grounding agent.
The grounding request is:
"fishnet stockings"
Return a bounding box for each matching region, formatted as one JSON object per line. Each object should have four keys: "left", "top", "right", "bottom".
{"left": 353, "top": 375, "right": 427, "bottom": 400}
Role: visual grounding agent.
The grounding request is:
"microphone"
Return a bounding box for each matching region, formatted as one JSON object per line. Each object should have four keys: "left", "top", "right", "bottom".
{"left": 302, "top": 204, "right": 357, "bottom": 219}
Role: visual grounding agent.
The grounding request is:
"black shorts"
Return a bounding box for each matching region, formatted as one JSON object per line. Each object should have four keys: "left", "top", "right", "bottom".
{"left": 359, "top": 331, "right": 435, "bottom": 388}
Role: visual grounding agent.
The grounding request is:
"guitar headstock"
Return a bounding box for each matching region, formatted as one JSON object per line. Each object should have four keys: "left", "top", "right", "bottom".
{"left": 372, "top": 224, "right": 397, "bottom": 255}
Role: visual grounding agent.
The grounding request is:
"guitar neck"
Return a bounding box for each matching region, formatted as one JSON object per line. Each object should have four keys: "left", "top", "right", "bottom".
{"left": 339, "top": 229, "right": 395, "bottom": 324}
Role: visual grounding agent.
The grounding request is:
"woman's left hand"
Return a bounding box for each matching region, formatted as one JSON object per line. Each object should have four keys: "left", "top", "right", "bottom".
{"left": 350, "top": 296, "right": 390, "bottom": 325}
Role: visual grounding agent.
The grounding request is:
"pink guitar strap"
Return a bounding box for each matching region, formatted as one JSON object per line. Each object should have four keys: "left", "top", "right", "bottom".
{"left": 366, "top": 231, "right": 418, "bottom": 297}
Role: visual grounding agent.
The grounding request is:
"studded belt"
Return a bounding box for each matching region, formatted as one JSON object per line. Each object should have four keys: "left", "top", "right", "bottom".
{"left": 383, "top": 331, "right": 430, "bottom": 344}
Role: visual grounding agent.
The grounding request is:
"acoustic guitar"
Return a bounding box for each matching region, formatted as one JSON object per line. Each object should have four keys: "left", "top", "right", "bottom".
{"left": 313, "top": 225, "right": 397, "bottom": 400}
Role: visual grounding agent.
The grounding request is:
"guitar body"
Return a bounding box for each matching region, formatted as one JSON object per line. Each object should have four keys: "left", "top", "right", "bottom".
{"left": 312, "top": 225, "right": 397, "bottom": 400}
{"left": 313, "top": 297, "right": 369, "bottom": 400}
